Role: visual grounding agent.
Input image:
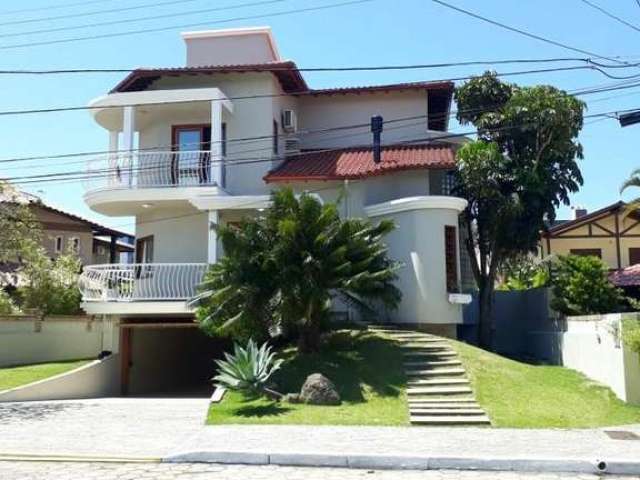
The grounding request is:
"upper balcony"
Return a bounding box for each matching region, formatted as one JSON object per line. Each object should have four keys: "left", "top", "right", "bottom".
{"left": 83, "top": 150, "right": 225, "bottom": 215}
{"left": 85, "top": 87, "right": 234, "bottom": 216}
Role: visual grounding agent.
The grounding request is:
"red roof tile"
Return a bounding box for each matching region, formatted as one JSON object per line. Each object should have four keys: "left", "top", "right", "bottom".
{"left": 264, "top": 144, "right": 456, "bottom": 182}
{"left": 610, "top": 264, "right": 640, "bottom": 287}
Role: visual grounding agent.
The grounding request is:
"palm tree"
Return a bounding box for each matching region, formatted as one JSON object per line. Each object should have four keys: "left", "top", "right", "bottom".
{"left": 620, "top": 169, "right": 640, "bottom": 218}
{"left": 191, "top": 188, "right": 402, "bottom": 353}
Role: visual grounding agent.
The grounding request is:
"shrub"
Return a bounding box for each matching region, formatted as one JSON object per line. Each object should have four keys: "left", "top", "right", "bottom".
{"left": 0, "top": 289, "right": 18, "bottom": 315}
{"left": 213, "top": 339, "right": 284, "bottom": 400}
{"left": 623, "top": 318, "right": 640, "bottom": 356}
{"left": 498, "top": 255, "right": 550, "bottom": 291}
{"left": 549, "top": 254, "right": 624, "bottom": 316}
{"left": 192, "top": 188, "right": 401, "bottom": 353}
{"left": 17, "top": 240, "right": 82, "bottom": 316}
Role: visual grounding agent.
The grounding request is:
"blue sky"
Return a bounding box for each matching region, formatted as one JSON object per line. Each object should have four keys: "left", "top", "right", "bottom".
{"left": 2, "top": 0, "right": 640, "bottom": 234}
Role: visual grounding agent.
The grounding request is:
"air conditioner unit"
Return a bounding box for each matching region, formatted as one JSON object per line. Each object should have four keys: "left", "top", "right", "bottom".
{"left": 284, "top": 136, "right": 301, "bottom": 155}
{"left": 282, "top": 109, "right": 297, "bottom": 132}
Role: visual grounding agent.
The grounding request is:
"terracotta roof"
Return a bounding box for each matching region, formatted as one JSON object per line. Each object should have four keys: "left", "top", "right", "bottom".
{"left": 610, "top": 264, "right": 640, "bottom": 287}
{"left": 111, "top": 61, "right": 309, "bottom": 93}
{"left": 264, "top": 144, "right": 456, "bottom": 182}
{"left": 0, "top": 185, "right": 132, "bottom": 238}
{"left": 543, "top": 201, "right": 627, "bottom": 236}
{"left": 301, "top": 81, "right": 453, "bottom": 97}
{"left": 110, "top": 62, "right": 454, "bottom": 97}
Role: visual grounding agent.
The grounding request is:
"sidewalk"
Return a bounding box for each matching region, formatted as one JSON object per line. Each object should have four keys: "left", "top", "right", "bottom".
{"left": 2, "top": 399, "right": 640, "bottom": 475}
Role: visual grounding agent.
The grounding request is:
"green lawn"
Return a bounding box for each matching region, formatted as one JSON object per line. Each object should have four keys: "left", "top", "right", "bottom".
{"left": 0, "top": 359, "right": 91, "bottom": 392}
{"left": 451, "top": 340, "right": 640, "bottom": 428}
{"left": 207, "top": 330, "right": 408, "bottom": 426}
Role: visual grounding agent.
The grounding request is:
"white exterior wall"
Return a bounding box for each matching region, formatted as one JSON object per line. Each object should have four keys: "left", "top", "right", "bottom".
{"left": 136, "top": 207, "right": 209, "bottom": 263}
{"left": 0, "top": 316, "right": 104, "bottom": 367}
{"left": 554, "top": 314, "right": 640, "bottom": 404}
{"left": 297, "top": 91, "right": 430, "bottom": 149}
{"left": 144, "top": 73, "right": 279, "bottom": 196}
{"left": 367, "top": 204, "right": 464, "bottom": 325}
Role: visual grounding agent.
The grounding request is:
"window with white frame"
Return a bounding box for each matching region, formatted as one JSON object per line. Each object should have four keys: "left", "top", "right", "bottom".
{"left": 54, "top": 236, "right": 64, "bottom": 253}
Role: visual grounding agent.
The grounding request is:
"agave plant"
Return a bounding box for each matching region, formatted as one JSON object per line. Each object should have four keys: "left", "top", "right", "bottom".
{"left": 213, "top": 339, "right": 284, "bottom": 400}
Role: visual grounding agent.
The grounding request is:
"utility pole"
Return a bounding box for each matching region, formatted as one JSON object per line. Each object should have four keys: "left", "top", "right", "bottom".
{"left": 371, "top": 115, "right": 383, "bottom": 163}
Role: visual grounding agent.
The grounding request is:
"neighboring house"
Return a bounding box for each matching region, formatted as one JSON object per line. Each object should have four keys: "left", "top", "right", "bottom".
{"left": 78, "top": 27, "right": 473, "bottom": 395}
{"left": 0, "top": 188, "right": 134, "bottom": 266}
{"left": 540, "top": 201, "right": 640, "bottom": 270}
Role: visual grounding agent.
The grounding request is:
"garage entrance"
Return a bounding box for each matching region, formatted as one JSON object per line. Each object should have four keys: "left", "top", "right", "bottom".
{"left": 119, "top": 320, "right": 228, "bottom": 397}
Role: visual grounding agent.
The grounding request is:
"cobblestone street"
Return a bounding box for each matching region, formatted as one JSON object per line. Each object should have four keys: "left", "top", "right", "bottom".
{"left": 0, "top": 462, "right": 637, "bottom": 480}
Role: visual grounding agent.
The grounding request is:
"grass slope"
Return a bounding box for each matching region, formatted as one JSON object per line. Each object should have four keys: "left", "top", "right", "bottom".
{"left": 0, "top": 359, "right": 90, "bottom": 392}
{"left": 451, "top": 340, "right": 640, "bottom": 428}
{"left": 208, "top": 330, "right": 408, "bottom": 426}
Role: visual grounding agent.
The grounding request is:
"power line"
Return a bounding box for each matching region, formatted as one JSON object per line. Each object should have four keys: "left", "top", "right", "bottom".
{"left": 0, "top": 0, "right": 374, "bottom": 50}
{"left": 0, "top": 57, "right": 591, "bottom": 75}
{"left": 0, "top": 0, "right": 288, "bottom": 40}
{"left": 1, "top": 64, "right": 640, "bottom": 119}
{"left": 0, "top": 0, "right": 200, "bottom": 28}
{"left": 431, "top": 0, "right": 628, "bottom": 65}
{"left": 0, "top": 0, "right": 122, "bottom": 16}
{"left": 578, "top": 0, "right": 640, "bottom": 34}
{"left": 5, "top": 108, "right": 626, "bottom": 188}
{"left": 0, "top": 75, "right": 637, "bottom": 169}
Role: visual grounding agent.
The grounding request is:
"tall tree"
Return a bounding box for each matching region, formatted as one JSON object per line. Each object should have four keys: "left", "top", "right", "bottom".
{"left": 0, "top": 182, "right": 41, "bottom": 263}
{"left": 192, "top": 188, "right": 402, "bottom": 353}
{"left": 455, "top": 72, "right": 584, "bottom": 349}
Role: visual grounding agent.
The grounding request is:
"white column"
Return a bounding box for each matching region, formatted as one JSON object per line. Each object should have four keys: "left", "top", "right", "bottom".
{"left": 108, "top": 131, "right": 119, "bottom": 187}
{"left": 122, "top": 106, "right": 135, "bottom": 151}
{"left": 210, "top": 100, "right": 223, "bottom": 187}
{"left": 208, "top": 210, "right": 219, "bottom": 264}
{"left": 122, "top": 106, "right": 136, "bottom": 187}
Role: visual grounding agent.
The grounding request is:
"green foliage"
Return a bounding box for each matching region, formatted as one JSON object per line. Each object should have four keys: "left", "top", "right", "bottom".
{"left": 498, "top": 256, "right": 549, "bottom": 291}
{"left": 454, "top": 72, "right": 585, "bottom": 347}
{"left": 192, "top": 188, "right": 402, "bottom": 352}
{"left": 213, "top": 339, "right": 284, "bottom": 399}
{"left": 17, "top": 240, "right": 82, "bottom": 316}
{"left": 0, "top": 182, "right": 42, "bottom": 263}
{"left": 549, "top": 255, "right": 624, "bottom": 316}
{"left": 0, "top": 289, "right": 18, "bottom": 315}
{"left": 623, "top": 318, "right": 640, "bottom": 356}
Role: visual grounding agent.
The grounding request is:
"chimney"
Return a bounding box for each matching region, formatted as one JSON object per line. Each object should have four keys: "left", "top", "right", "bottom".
{"left": 573, "top": 207, "right": 588, "bottom": 219}
{"left": 181, "top": 27, "right": 281, "bottom": 67}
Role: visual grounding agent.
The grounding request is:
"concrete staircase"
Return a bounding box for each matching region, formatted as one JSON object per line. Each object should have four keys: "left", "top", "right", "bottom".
{"left": 369, "top": 326, "right": 491, "bottom": 427}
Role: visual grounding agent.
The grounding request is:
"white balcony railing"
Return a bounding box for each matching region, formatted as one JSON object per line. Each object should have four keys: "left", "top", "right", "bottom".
{"left": 84, "top": 151, "right": 222, "bottom": 192}
{"left": 78, "top": 263, "right": 208, "bottom": 302}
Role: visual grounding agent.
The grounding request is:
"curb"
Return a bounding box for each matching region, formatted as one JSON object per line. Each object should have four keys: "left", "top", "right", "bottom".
{"left": 0, "top": 453, "right": 161, "bottom": 464}
{"left": 164, "top": 451, "right": 640, "bottom": 475}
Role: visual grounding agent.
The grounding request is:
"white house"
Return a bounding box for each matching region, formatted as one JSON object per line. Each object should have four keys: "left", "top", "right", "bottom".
{"left": 78, "top": 27, "right": 472, "bottom": 395}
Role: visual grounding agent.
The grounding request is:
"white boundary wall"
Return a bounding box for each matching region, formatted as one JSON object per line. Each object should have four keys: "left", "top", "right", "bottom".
{"left": 0, "top": 315, "right": 108, "bottom": 367}
{"left": 559, "top": 313, "right": 640, "bottom": 404}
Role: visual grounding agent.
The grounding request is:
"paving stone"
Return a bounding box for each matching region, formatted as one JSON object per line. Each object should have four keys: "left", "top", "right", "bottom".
{"left": 0, "top": 462, "right": 632, "bottom": 479}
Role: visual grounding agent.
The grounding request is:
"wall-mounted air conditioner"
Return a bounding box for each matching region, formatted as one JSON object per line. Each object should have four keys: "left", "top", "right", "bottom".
{"left": 282, "top": 109, "right": 297, "bottom": 132}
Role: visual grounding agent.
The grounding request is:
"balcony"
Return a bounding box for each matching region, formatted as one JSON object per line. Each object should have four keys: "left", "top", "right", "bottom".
{"left": 79, "top": 263, "right": 208, "bottom": 314}
{"left": 83, "top": 151, "right": 227, "bottom": 215}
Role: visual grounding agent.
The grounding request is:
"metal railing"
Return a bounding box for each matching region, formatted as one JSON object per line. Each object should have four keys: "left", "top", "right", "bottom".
{"left": 84, "top": 151, "right": 222, "bottom": 192}
{"left": 78, "top": 263, "right": 208, "bottom": 302}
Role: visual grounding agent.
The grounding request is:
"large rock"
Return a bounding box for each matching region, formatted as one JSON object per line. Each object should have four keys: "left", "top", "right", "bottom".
{"left": 299, "top": 373, "right": 341, "bottom": 405}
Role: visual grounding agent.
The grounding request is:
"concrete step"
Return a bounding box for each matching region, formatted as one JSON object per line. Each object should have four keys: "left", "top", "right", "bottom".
{"left": 404, "top": 360, "right": 462, "bottom": 368}
{"left": 403, "top": 351, "right": 457, "bottom": 358}
{"left": 407, "top": 386, "right": 473, "bottom": 396}
{"left": 407, "top": 378, "right": 470, "bottom": 386}
{"left": 408, "top": 397, "right": 477, "bottom": 404}
{"left": 409, "top": 403, "right": 480, "bottom": 410}
{"left": 410, "top": 415, "right": 491, "bottom": 426}
{"left": 392, "top": 335, "right": 442, "bottom": 341}
{"left": 405, "top": 368, "right": 466, "bottom": 377}
{"left": 401, "top": 342, "right": 450, "bottom": 348}
{"left": 410, "top": 408, "right": 485, "bottom": 415}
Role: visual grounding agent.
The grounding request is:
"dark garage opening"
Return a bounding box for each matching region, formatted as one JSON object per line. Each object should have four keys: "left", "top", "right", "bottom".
{"left": 121, "top": 322, "right": 227, "bottom": 397}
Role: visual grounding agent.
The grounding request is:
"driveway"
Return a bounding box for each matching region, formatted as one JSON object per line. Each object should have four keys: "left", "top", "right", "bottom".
{"left": 0, "top": 397, "right": 209, "bottom": 457}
